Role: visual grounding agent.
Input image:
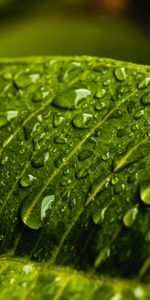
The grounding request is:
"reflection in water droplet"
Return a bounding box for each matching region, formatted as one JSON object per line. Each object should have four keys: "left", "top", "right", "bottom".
{"left": 141, "top": 92, "right": 150, "bottom": 105}
{"left": 140, "top": 180, "right": 150, "bottom": 205}
{"left": 41, "top": 195, "right": 55, "bottom": 220}
{"left": 52, "top": 88, "right": 90, "bottom": 110}
{"left": 19, "top": 174, "right": 37, "bottom": 187}
{"left": 95, "top": 102, "right": 106, "bottom": 111}
{"left": 138, "top": 77, "right": 150, "bottom": 89}
{"left": 123, "top": 207, "right": 138, "bottom": 228}
{"left": 78, "top": 150, "right": 93, "bottom": 161}
{"left": 95, "top": 89, "right": 106, "bottom": 98}
{"left": 33, "top": 86, "right": 50, "bottom": 102}
{"left": 53, "top": 113, "right": 64, "bottom": 127}
{"left": 72, "top": 113, "right": 93, "bottom": 129}
{"left": 114, "top": 67, "right": 126, "bottom": 81}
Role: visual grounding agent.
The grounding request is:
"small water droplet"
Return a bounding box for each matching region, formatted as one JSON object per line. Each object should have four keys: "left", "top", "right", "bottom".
{"left": 138, "top": 77, "right": 150, "bottom": 89}
{"left": 41, "top": 195, "right": 55, "bottom": 220}
{"left": 61, "top": 178, "right": 71, "bottom": 186}
{"left": 123, "top": 207, "right": 138, "bottom": 228}
{"left": 23, "top": 264, "right": 32, "bottom": 274}
{"left": 141, "top": 92, "right": 150, "bottom": 105}
{"left": 94, "top": 247, "right": 111, "bottom": 268}
{"left": 102, "top": 152, "right": 110, "bottom": 161}
{"left": 31, "top": 151, "right": 49, "bottom": 168}
{"left": 19, "top": 174, "right": 36, "bottom": 188}
{"left": 95, "top": 102, "right": 106, "bottom": 111}
{"left": 0, "top": 110, "right": 18, "bottom": 128}
{"left": 52, "top": 88, "right": 91, "bottom": 110}
{"left": 33, "top": 86, "right": 50, "bottom": 102}
{"left": 3, "top": 71, "right": 12, "bottom": 80}
{"left": 114, "top": 67, "right": 126, "bottom": 81}
{"left": 76, "top": 168, "right": 89, "bottom": 178}
{"left": 92, "top": 207, "right": 107, "bottom": 224}
{"left": 140, "top": 180, "right": 150, "bottom": 205}
{"left": 53, "top": 113, "right": 64, "bottom": 127}
{"left": 103, "top": 79, "right": 111, "bottom": 86}
{"left": 95, "top": 88, "right": 106, "bottom": 98}
{"left": 54, "top": 136, "right": 66, "bottom": 144}
{"left": 78, "top": 149, "right": 93, "bottom": 161}
{"left": 72, "top": 113, "right": 92, "bottom": 129}
{"left": 111, "top": 176, "right": 118, "bottom": 185}
{"left": 134, "top": 110, "right": 145, "bottom": 120}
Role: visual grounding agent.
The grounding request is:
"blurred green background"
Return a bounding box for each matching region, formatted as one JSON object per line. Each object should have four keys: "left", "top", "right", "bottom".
{"left": 0, "top": 0, "right": 149, "bottom": 64}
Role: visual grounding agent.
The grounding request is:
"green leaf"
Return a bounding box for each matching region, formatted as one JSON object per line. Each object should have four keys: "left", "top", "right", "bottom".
{"left": 0, "top": 56, "right": 150, "bottom": 299}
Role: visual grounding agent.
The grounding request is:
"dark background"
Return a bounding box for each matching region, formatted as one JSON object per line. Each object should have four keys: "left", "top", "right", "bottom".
{"left": 0, "top": 0, "right": 149, "bottom": 64}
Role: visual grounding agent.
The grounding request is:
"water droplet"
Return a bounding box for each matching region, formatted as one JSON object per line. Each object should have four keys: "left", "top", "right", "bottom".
{"left": 114, "top": 67, "right": 126, "bottom": 81}
{"left": 140, "top": 180, "right": 150, "bottom": 205}
{"left": 95, "top": 89, "right": 106, "bottom": 98}
{"left": 19, "top": 174, "right": 36, "bottom": 188}
{"left": 0, "top": 111, "right": 18, "bottom": 128}
{"left": 123, "top": 207, "right": 138, "bottom": 228}
{"left": 54, "top": 154, "right": 65, "bottom": 168}
{"left": 6, "top": 111, "right": 18, "bottom": 121}
{"left": 23, "top": 264, "right": 32, "bottom": 274}
{"left": 92, "top": 207, "right": 107, "bottom": 224}
{"left": 103, "top": 79, "right": 111, "bottom": 86}
{"left": 54, "top": 136, "right": 66, "bottom": 144}
{"left": 14, "top": 73, "right": 40, "bottom": 89}
{"left": 141, "top": 92, "right": 150, "bottom": 105}
{"left": 3, "top": 71, "right": 12, "bottom": 80}
{"left": 52, "top": 88, "right": 90, "bottom": 110}
{"left": 72, "top": 113, "right": 92, "bottom": 129}
{"left": 95, "top": 102, "right": 106, "bottom": 111}
{"left": 138, "top": 77, "right": 150, "bottom": 89}
{"left": 102, "top": 152, "right": 110, "bottom": 161}
{"left": 61, "top": 178, "right": 71, "bottom": 186}
{"left": 76, "top": 168, "right": 89, "bottom": 178}
{"left": 31, "top": 151, "right": 49, "bottom": 168}
{"left": 41, "top": 195, "right": 55, "bottom": 220}
{"left": 94, "top": 247, "right": 110, "bottom": 268}
{"left": 78, "top": 149, "right": 93, "bottom": 161}
{"left": 53, "top": 113, "right": 64, "bottom": 127}
{"left": 33, "top": 86, "right": 50, "bottom": 102}
{"left": 111, "top": 176, "right": 118, "bottom": 185}
{"left": 134, "top": 110, "right": 144, "bottom": 120}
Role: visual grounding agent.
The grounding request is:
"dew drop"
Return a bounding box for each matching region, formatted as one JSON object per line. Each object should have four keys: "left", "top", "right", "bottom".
{"left": 95, "top": 102, "right": 106, "bottom": 111}
{"left": 0, "top": 111, "right": 18, "bottom": 128}
{"left": 53, "top": 113, "right": 64, "bottom": 127}
{"left": 33, "top": 86, "right": 50, "bottom": 102}
{"left": 138, "top": 77, "right": 150, "bottom": 89}
{"left": 72, "top": 113, "right": 93, "bottom": 129}
{"left": 92, "top": 207, "right": 107, "bottom": 224}
{"left": 19, "top": 174, "right": 36, "bottom": 188}
{"left": 140, "top": 180, "right": 150, "bottom": 205}
{"left": 61, "top": 178, "right": 71, "bottom": 186}
{"left": 31, "top": 151, "right": 49, "bottom": 168}
{"left": 141, "top": 92, "right": 150, "bottom": 105}
{"left": 76, "top": 168, "right": 89, "bottom": 178}
{"left": 103, "top": 79, "right": 111, "bottom": 86}
{"left": 23, "top": 264, "right": 32, "bottom": 274}
{"left": 102, "top": 152, "right": 110, "bottom": 161}
{"left": 78, "top": 149, "right": 93, "bottom": 161}
{"left": 95, "top": 88, "right": 106, "bottom": 98}
{"left": 114, "top": 67, "right": 126, "bottom": 81}
{"left": 41, "top": 195, "right": 55, "bottom": 220}
{"left": 54, "top": 136, "right": 66, "bottom": 144}
{"left": 123, "top": 207, "right": 138, "bottom": 228}
{"left": 134, "top": 110, "right": 144, "bottom": 120}
{"left": 6, "top": 111, "right": 18, "bottom": 121}
{"left": 52, "top": 88, "right": 91, "bottom": 110}
{"left": 3, "top": 71, "right": 12, "bottom": 80}
{"left": 14, "top": 73, "right": 40, "bottom": 89}
{"left": 94, "top": 247, "right": 111, "bottom": 268}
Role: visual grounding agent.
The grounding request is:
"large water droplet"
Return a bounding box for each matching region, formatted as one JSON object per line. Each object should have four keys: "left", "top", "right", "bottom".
{"left": 138, "top": 77, "right": 150, "bottom": 89}
{"left": 78, "top": 149, "right": 93, "bottom": 161}
{"left": 140, "top": 180, "right": 150, "bottom": 205}
{"left": 33, "top": 86, "right": 50, "bottom": 102}
{"left": 19, "top": 174, "right": 36, "bottom": 188}
{"left": 52, "top": 88, "right": 91, "bottom": 110}
{"left": 92, "top": 207, "right": 107, "bottom": 224}
{"left": 114, "top": 67, "right": 126, "bottom": 81}
{"left": 14, "top": 73, "right": 40, "bottom": 89}
{"left": 141, "top": 92, "right": 150, "bottom": 105}
{"left": 72, "top": 113, "right": 93, "bottom": 129}
{"left": 123, "top": 207, "right": 138, "bottom": 228}
{"left": 6, "top": 111, "right": 18, "bottom": 121}
{"left": 53, "top": 113, "right": 64, "bottom": 127}
{"left": 41, "top": 195, "right": 55, "bottom": 220}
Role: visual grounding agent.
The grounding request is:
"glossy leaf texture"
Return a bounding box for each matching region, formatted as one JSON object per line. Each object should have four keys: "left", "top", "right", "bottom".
{"left": 0, "top": 56, "right": 150, "bottom": 299}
